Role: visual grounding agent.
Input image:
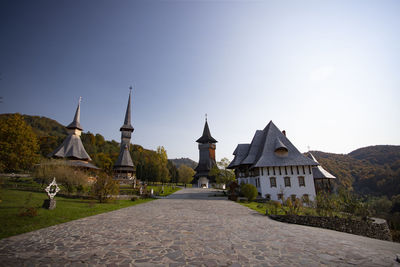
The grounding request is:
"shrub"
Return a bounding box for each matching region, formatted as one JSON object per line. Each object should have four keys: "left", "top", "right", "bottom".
{"left": 270, "top": 201, "right": 282, "bottom": 215}
{"left": 92, "top": 173, "right": 119, "bottom": 203}
{"left": 284, "top": 198, "right": 302, "bottom": 215}
{"left": 34, "top": 160, "right": 90, "bottom": 196}
{"left": 131, "top": 196, "right": 139, "bottom": 201}
{"left": 315, "top": 192, "right": 338, "bottom": 217}
{"left": 240, "top": 184, "right": 258, "bottom": 202}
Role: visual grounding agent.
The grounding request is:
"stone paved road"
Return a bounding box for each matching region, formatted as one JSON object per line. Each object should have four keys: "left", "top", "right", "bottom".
{"left": 0, "top": 188, "right": 399, "bottom": 266}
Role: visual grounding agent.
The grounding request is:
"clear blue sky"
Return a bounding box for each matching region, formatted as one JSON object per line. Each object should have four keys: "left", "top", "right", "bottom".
{"left": 1, "top": 0, "right": 399, "bottom": 161}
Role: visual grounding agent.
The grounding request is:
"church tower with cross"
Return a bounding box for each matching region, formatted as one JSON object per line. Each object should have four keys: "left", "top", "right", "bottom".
{"left": 113, "top": 87, "right": 136, "bottom": 182}
{"left": 194, "top": 115, "right": 218, "bottom": 188}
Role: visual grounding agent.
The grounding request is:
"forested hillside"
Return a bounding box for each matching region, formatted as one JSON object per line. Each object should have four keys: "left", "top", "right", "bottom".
{"left": 169, "top": 158, "right": 197, "bottom": 169}
{"left": 2, "top": 114, "right": 399, "bottom": 196}
{"left": 311, "top": 145, "right": 400, "bottom": 197}
{"left": 0, "top": 114, "right": 179, "bottom": 183}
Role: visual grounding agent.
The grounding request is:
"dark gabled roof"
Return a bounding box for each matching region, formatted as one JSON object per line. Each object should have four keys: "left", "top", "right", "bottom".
{"left": 230, "top": 121, "right": 318, "bottom": 168}
{"left": 120, "top": 89, "right": 134, "bottom": 132}
{"left": 307, "top": 153, "right": 336, "bottom": 179}
{"left": 114, "top": 144, "right": 134, "bottom": 170}
{"left": 196, "top": 120, "right": 217, "bottom": 144}
{"left": 49, "top": 134, "right": 91, "bottom": 161}
{"left": 227, "top": 144, "right": 250, "bottom": 169}
{"left": 66, "top": 100, "right": 83, "bottom": 130}
{"left": 254, "top": 121, "right": 318, "bottom": 167}
{"left": 241, "top": 130, "right": 264, "bottom": 165}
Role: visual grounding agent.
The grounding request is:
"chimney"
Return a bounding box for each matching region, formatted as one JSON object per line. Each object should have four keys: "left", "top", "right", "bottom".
{"left": 282, "top": 130, "right": 286, "bottom": 136}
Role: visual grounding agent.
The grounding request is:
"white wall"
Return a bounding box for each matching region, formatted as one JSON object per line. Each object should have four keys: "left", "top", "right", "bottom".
{"left": 237, "top": 166, "right": 316, "bottom": 201}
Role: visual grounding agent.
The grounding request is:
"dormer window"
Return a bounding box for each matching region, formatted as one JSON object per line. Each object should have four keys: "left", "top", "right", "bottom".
{"left": 274, "top": 138, "right": 288, "bottom": 157}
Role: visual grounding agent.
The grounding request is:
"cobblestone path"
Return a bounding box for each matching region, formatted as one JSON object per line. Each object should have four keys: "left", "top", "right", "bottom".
{"left": 0, "top": 188, "right": 399, "bottom": 266}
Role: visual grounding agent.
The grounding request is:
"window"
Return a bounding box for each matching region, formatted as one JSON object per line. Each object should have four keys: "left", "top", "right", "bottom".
{"left": 308, "top": 165, "right": 312, "bottom": 174}
{"left": 302, "top": 194, "right": 309, "bottom": 202}
{"left": 270, "top": 177, "right": 277, "bottom": 188}
{"left": 265, "top": 194, "right": 271, "bottom": 201}
{"left": 290, "top": 166, "right": 293, "bottom": 175}
{"left": 284, "top": 166, "right": 288, "bottom": 175}
{"left": 302, "top": 166, "right": 305, "bottom": 175}
{"left": 279, "top": 167, "right": 282, "bottom": 175}
{"left": 273, "top": 167, "right": 276, "bottom": 175}
{"left": 261, "top": 168, "right": 264, "bottom": 176}
{"left": 298, "top": 176, "right": 305, "bottom": 187}
{"left": 267, "top": 167, "right": 270, "bottom": 176}
{"left": 296, "top": 166, "right": 299, "bottom": 174}
{"left": 255, "top": 178, "right": 260, "bottom": 188}
{"left": 284, "top": 177, "right": 291, "bottom": 187}
{"left": 277, "top": 193, "right": 283, "bottom": 200}
{"left": 291, "top": 194, "right": 296, "bottom": 202}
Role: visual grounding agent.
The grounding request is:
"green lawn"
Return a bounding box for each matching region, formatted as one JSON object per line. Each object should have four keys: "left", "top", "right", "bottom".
{"left": 0, "top": 189, "right": 153, "bottom": 239}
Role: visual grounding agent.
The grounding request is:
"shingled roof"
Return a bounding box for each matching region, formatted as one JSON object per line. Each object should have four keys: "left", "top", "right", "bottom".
{"left": 66, "top": 101, "right": 83, "bottom": 130}
{"left": 120, "top": 89, "right": 134, "bottom": 132}
{"left": 114, "top": 89, "right": 135, "bottom": 172}
{"left": 196, "top": 120, "right": 218, "bottom": 144}
{"left": 228, "top": 121, "right": 318, "bottom": 169}
{"left": 49, "top": 99, "right": 92, "bottom": 162}
{"left": 307, "top": 153, "right": 336, "bottom": 179}
{"left": 227, "top": 144, "right": 250, "bottom": 168}
{"left": 49, "top": 134, "right": 91, "bottom": 161}
{"left": 114, "top": 144, "right": 134, "bottom": 170}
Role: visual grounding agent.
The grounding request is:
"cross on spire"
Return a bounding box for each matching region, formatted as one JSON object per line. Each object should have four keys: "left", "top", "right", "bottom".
{"left": 205, "top": 113, "right": 207, "bottom": 121}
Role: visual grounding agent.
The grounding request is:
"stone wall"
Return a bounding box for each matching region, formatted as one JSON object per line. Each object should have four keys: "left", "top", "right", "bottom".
{"left": 269, "top": 215, "right": 392, "bottom": 241}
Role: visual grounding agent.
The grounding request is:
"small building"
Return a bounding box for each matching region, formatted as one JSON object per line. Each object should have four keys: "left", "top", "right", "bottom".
{"left": 194, "top": 118, "right": 218, "bottom": 188}
{"left": 307, "top": 152, "right": 336, "bottom": 193}
{"left": 113, "top": 88, "right": 136, "bottom": 183}
{"left": 48, "top": 99, "right": 99, "bottom": 170}
{"left": 228, "top": 121, "right": 318, "bottom": 201}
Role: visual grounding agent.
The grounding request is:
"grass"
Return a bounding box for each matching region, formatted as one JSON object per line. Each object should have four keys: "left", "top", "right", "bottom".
{"left": 119, "top": 184, "right": 181, "bottom": 197}
{"left": 147, "top": 185, "right": 181, "bottom": 196}
{"left": 239, "top": 201, "right": 319, "bottom": 216}
{"left": 0, "top": 189, "right": 153, "bottom": 239}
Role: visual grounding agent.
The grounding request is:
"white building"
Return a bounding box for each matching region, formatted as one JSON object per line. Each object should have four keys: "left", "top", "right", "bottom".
{"left": 228, "top": 121, "right": 321, "bottom": 202}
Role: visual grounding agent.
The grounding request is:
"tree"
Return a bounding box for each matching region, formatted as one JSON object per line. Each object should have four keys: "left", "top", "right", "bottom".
{"left": 0, "top": 113, "right": 39, "bottom": 172}
{"left": 92, "top": 172, "right": 119, "bottom": 203}
{"left": 157, "top": 146, "right": 170, "bottom": 184}
{"left": 93, "top": 152, "right": 114, "bottom": 174}
{"left": 167, "top": 160, "right": 179, "bottom": 184}
{"left": 209, "top": 158, "right": 236, "bottom": 186}
{"left": 178, "top": 165, "right": 195, "bottom": 185}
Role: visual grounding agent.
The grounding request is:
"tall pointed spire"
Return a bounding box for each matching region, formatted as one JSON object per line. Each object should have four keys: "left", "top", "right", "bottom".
{"left": 66, "top": 97, "right": 82, "bottom": 130}
{"left": 114, "top": 88, "right": 135, "bottom": 180}
{"left": 120, "top": 87, "right": 134, "bottom": 132}
{"left": 196, "top": 118, "right": 217, "bottom": 144}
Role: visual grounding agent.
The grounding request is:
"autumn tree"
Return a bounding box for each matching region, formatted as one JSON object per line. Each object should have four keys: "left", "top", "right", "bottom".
{"left": 157, "top": 146, "right": 170, "bottom": 184}
{"left": 0, "top": 113, "right": 39, "bottom": 172}
{"left": 167, "top": 160, "right": 179, "bottom": 184}
{"left": 92, "top": 172, "right": 119, "bottom": 203}
{"left": 178, "top": 165, "right": 195, "bottom": 185}
{"left": 209, "top": 158, "right": 236, "bottom": 186}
